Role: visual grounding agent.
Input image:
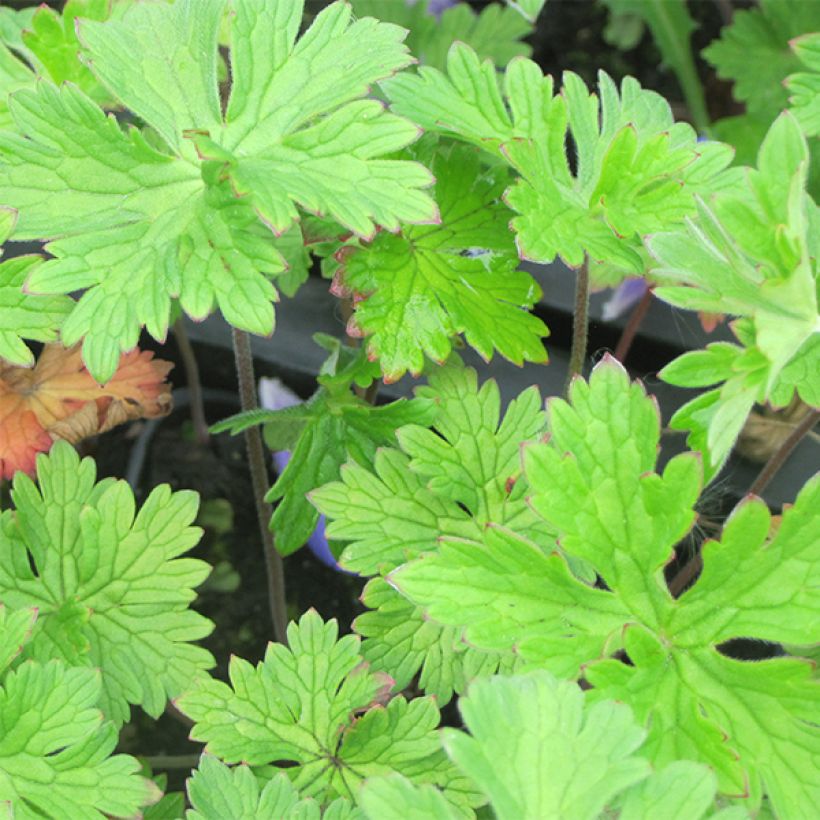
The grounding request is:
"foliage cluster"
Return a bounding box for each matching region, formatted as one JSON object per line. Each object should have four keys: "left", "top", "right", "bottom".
{"left": 0, "top": 0, "right": 817, "bottom": 817}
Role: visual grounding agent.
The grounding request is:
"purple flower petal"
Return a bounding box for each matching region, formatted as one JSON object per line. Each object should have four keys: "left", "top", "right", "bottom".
{"left": 406, "top": 0, "right": 459, "bottom": 18}
{"left": 601, "top": 278, "right": 647, "bottom": 322}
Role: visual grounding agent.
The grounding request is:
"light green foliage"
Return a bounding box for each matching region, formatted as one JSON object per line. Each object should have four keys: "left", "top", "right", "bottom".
{"left": 177, "top": 610, "right": 478, "bottom": 809}
{"left": 312, "top": 358, "right": 546, "bottom": 702}
{"left": 339, "top": 142, "right": 547, "bottom": 380}
{"left": 787, "top": 33, "right": 820, "bottom": 137}
{"left": 0, "top": 250, "right": 73, "bottom": 367}
{"left": 600, "top": 0, "right": 709, "bottom": 134}
{"left": 0, "top": 0, "right": 436, "bottom": 382}
{"left": 389, "top": 359, "right": 820, "bottom": 814}
{"left": 187, "top": 756, "right": 362, "bottom": 819}
{"left": 0, "top": 442, "right": 214, "bottom": 725}
{"left": 0, "top": 605, "right": 36, "bottom": 675}
{"left": 350, "top": 0, "right": 535, "bottom": 70}
{"left": 359, "top": 773, "right": 461, "bottom": 820}
{"left": 386, "top": 49, "right": 731, "bottom": 273}
{"left": 0, "top": 206, "right": 73, "bottom": 365}
{"left": 652, "top": 114, "right": 819, "bottom": 477}
{"left": 214, "top": 336, "right": 436, "bottom": 556}
{"left": 361, "top": 673, "right": 726, "bottom": 820}
{"left": 0, "top": 611, "right": 158, "bottom": 818}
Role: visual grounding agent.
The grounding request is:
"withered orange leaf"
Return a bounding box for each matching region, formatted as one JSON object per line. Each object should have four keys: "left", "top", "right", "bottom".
{"left": 0, "top": 344, "right": 173, "bottom": 479}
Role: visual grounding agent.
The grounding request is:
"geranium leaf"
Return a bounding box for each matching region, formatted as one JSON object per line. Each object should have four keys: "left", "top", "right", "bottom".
{"left": 0, "top": 253, "right": 73, "bottom": 368}
{"left": 703, "top": 0, "right": 820, "bottom": 118}
{"left": 389, "top": 358, "right": 820, "bottom": 814}
{"left": 312, "top": 359, "right": 549, "bottom": 703}
{"left": 0, "top": 442, "right": 214, "bottom": 724}
{"left": 177, "top": 610, "right": 478, "bottom": 810}
{"left": 336, "top": 142, "right": 547, "bottom": 381}
{"left": 0, "top": 660, "right": 159, "bottom": 817}
{"left": 385, "top": 49, "right": 732, "bottom": 270}
{"left": 442, "top": 672, "right": 650, "bottom": 820}
{"left": 186, "top": 756, "right": 362, "bottom": 820}
{"left": 0, "top": 343, "right": 172, "bottom": 480}
{"left": 0, "top": 0, "right": 436, "bottom": 382}
{"left": 652, "top": 114, "right": 819, "bottom": 477}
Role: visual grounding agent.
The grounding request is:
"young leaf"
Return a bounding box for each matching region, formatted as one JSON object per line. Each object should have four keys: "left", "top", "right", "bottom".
{"left": 651, "top": 114, "right": 819, "bottom": 477}
{"left": 336, "top": 142, "right": 547, "bottom": 381}
{"left": 187, "top": 756, "right": 362, "bottom": 820}
{"left": 0, "top": 442, "right": 215, "bottom": 725}
{"left": 0, "top": 0, "right": 436, "bottom": 382}
{"left": 0, "top": 660, "right": 159, "bottom": 817}
{"left": 786, "top": 33, "right": 820, "bottom": 137}
{"left": 0, "top": 343, "right": 172, "bottom": 480}
{"left": 177, "top": 610, "right": 478, "bottom": 809}
{"left": 0, "top": 251, "right": 73, "bottom": 367}
{"left": 505, "top": 0, "right": 546, "bottom": 23}
{"left": 390, "top": 359, "right": 820, "bottom": 814}
{"left": 385, "top": 50, "right": 732, "bottom": 270}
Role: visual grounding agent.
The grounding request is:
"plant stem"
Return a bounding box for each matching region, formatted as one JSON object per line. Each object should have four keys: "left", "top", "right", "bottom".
{"left": 613, "top": 286, "right": 653, "bottom": 364}
{"left": 231, "top": 328, "right": 289, "bottom": 645}
{"left": 748, "top": 408, "right": 819, "bottom": 498}
{"left": 564, "top": 256, "right": 590, "bottom": 397}
{"left": 173, "top": 319, "right": 210, "bottom": 445}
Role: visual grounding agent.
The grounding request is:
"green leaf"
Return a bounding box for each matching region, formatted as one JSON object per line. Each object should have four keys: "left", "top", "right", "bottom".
{"left": 355, "top": 577, "right": 520, "bottom": 703}
{"left": 258, "top": 344, "right": 436, "bottom": 556}
{"left": 351, "top": 0, "right": 534, "bottom": 70}
{"left": 0, "top": 441, "right": 214, "bottom": 725}
{"left": 187, "top": 756, "right": 362, "bottom": 819}
{"left": 786, "top": 33, "right": 820, "bottom": 137}
{"left": 313, "top": 358, "right": 548, "bottom": 575}
{"left": 651, "top": 113, "right": 819, "bottom": 476}
{"left": 0, "top": 253, "right": 74, "bottom": 367}
{"left": 442, "top": 672, "right": 650, "bottom": 820}
{"left": 0, "top": 660, "right": 159, "bottom": 817}
{"left": 386, "top": 53, "right": 732, "bottom": 270}
{"left": 313, "top": 359, "right": 551, "bottom": 702}
{"left": 0, "top": 0, "right": 435, "bottom": 382}
{"left": 389, "top": 359, "right": 820, "bottom": 814}
{"left": 359, "top": 774, "right": 461, "bottom": 820}
{"left": 177, "top": 610, "right": 477, "bottom": 809}
{"left": 339, "top": 142, "right": 547, "bottom": 380}
{"left": 619, "top": 761, "right": 720, "bottom": 820}
{"left": 703, "top": 0, "right": 820, "bottom": 118}
{"left": 0, "top": 604, "right": 36, "bottom": 675}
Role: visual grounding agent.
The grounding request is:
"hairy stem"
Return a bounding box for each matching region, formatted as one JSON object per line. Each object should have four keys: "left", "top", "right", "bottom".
{"left": 173, "top": 319, "right": 210, "bottom": 445}
{"left": 564, "top": 256, "right": 590, "bottom": 396}
{"left": 231, "top": 328, "right": 289, "bottom": 645}
{"left": 748, "top": 408, "right": 819, "bottom": 498}
{"left": 613, "top": 286, "right": 653, "bottom": 364}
